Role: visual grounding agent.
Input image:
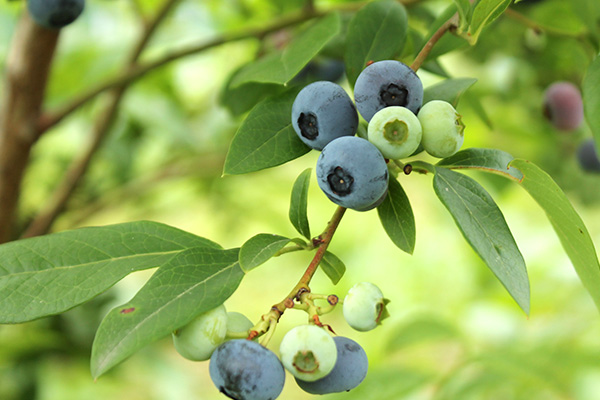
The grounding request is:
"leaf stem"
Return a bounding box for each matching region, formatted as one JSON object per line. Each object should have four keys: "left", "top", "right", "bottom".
{"left": 410, "top": 18, "right": 456, "bottom": 72}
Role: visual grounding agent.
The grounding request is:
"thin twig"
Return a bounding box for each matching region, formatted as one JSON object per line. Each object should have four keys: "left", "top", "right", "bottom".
{"left": 410, "top": 18, "right": 456, "bottom": 72}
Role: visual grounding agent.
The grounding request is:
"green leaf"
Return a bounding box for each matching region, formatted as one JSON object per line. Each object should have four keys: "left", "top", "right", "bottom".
{"left": 0, "top": 221, "right": 220, "bottom": 324}
{"left": 219, "top": 66, "right": 284, "bottom": 116}
{"left": 223, "top": 90, "right": 310, "bottom": 175}
{"left": 377, "top": 178, "right": 416, "bottom": 255}
{"left": 468, "top": 0, "right": 512, "bottom": 44}
{"left": 289, "top": 168, "right": 312, "bottom": 240}
{"left": 436, "top": 148, "right": 523, "bottom": 181}
{"left": 453, "top": 0, "right": 472, "bottom": 31}
{"left": 320, "top": 251, "right": 346, "bottom": 285}
{"left": 423, "top": 78, "right": 477, "bottom": 107}
{"left": 344, "top": 0, "right": 408, "bottom": 87}
{"left": 239, "top": 234, "right": 291, "bottom": 272}
{"left": 433, "top": 167, "right": 529, "bottom": 314}
{"left": 421, "top": 4, "right": 468, "bottom": 60}
{"left": 91, "top": 247, "right": 243, "bottom": 378}
{"left": 583, "top": 56, "right": 600, "bottom": 148}
{"left": 509, "top": 159, "right": 600, "bottom": 312}
{"left": 231, "top": 13, "right": 341, "bottom": 87}
{"left": 530, "top": 1, "right": 588, "bottom": 37}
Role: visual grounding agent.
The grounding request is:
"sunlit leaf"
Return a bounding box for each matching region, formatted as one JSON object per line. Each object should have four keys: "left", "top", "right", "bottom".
{"left": 437, "top": 148, "right": 523, "bottom": 180}
{"left": 320, "top": 251, "right": 346, "bottom": 285}
{"left": 0, "top": 221, "right": 219, "bottom": 324}
{"left": 239, "top": 234, "right": 290, "bottom": 272}
{"left": 433, "top": 167, "right": 529, "bottom": 314}
{"left": 91, "top": 247, "right": 243, "bottom": 378}
{"left": 289, "top": 168, "right": 312, "bottom": 240}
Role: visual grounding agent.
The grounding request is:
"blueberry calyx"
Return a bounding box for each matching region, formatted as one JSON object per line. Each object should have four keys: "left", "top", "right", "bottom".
{"left": 327, "top": 167, "right": 353, "bottom": 196}
{"left": 383, "top": 120, "right": 408, "bottom": 144}
{"left": 298, "top": 112, "right": 319, "bottom": 140}
{"left": 380, "top": 83, "right": 408, "bottom": 107}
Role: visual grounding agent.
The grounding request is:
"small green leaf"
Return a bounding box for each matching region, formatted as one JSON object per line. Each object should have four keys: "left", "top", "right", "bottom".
{"left": 220, "top": 66, "right": 284, "bottom": 116}
{"left": 583, "top": 56, "right": 600, "bottom": 148}
{"left": 344, "top": 0, "right": 408, "bottom": 87}
{"left": 421, "top": 4, "right": 468, "bottom": 60}
{"left": 377, "top": 178, "right": 416, "bottom": 255}
{"left": 433, "top": 167, "right": 530, "bottom": 314}
{"left": 0, "top": 221, "right": 219, "bottom": 324}
{"left": 223, "top": 90, "right": 310, "bottom": 175}
{"left": 423, "top": 78, "right": 477, "bottom": 107}
{"left": 91, "top": 247, "right": 243, "bottom": 378}
{"left": 509, "top": 159, "right": 600, "bottom": 312}
{"left": 437, "top": 148, "right": 523, "bottom": 181}
{"left": 468, "top": 0, "right": 512, "bottom": 44}
{"left": 289, "top": 168, "right": 312, "bottom": 240}
{"left": 239, "top": 234, "right": 291, "bottom": 272}
{"left": 320, "top": 251, "right": 346, "bottom": 285}
{"left": 231, "top": 13, "right": 341, "bottom": 87}
{"left": 452, "top": 0, "right": 472, "bottom": 31}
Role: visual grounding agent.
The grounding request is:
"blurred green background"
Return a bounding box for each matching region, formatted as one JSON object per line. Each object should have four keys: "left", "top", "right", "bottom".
{"left": 1, "top": 0, "right": 600, "bottom": 399}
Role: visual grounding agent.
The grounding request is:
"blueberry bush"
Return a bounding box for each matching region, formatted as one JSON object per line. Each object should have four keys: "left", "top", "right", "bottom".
{"left": 1, "top": 0, "right": 600, "bottom": 399}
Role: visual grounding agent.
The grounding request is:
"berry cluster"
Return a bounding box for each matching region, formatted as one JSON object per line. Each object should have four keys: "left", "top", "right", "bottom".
{"left": 292, "top": 60, "right": 466, "bottom": 211}
{"left": 172, "top": 282, "right": 388, "bottom": 400}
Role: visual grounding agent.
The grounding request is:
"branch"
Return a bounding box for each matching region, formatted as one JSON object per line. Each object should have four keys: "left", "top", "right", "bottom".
{"left": 40, "top": 2, "right": 372, "bottom": 131}
{"left": 21, "top": 0, "right": 181, "bottom": 238}
{"left": 0, "top": 13, "right": 60, "bottom": 243}
{"left": 410, "top": 18, "right": 456, "bottom": 72}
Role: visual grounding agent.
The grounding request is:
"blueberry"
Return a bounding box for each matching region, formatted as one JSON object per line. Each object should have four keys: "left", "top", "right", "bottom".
{"left": 172, "top": 305, "right": 228, "bottom": 361}
{"left": 343, "top": 282, "right": 389, "bottom": 332}
{"left": 279, "top": 325, "right": 338, "bottom": 382}
{"left": 354, "top": 60, "right": 423, "bottom": 122}
{"left": 27, "top": 0, "right": 85, "bottom": 29}
{"left": 225, "top": 311, "right": 254, "bottom": 339}
{"left": 417, "top": 100, "right": 465, "bottom": 158}
{"left": 291, "top": 81, "right": 359, "bottom": 150}
{"left": 577, "top": 138, "right": 600, "bottom": 173}
{"left": 316, "top": 137, "right": 389, "bottom": 211}
{"left": 295, "top": 336, "right": 368, "bottom": 394}
{"left": 209, "top": 339, "right": 285, "bottom": 400}
{"left": 368, "top": 106, "right": 423, "bottom": 159}
{"left": 543, "top": 81, "right": 584, "bottom": 131}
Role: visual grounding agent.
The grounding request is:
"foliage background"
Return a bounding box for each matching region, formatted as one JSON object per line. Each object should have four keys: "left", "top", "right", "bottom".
{"left": 1, "top": 0, "right": 600, "bottom": 399}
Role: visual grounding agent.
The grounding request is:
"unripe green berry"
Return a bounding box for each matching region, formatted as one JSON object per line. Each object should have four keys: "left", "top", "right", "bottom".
{"left": 225, "top": 311, "right": 254, "bottom": 339}
{"left": 367, "top": 106, "right": 422, "bottom": 159}
{"left": 343, "top": 282, "right": 389, "bottom": 332}
{"left": 417, "top": 100, "right": 465, "bottom": 158}
{"left": 279, "top": 325, "right": 337, "bottom": 382}
{"left": 172, "top": 304, "right": 227, "bottom": 361}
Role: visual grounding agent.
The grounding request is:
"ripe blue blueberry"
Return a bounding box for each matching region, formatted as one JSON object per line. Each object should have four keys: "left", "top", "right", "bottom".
{"left": 343, "top": 282, "right": 389, "bottom": 332}
{"left": 316, "top": 136, "right": 389, "bottom": 211}
{"left": 172, "top": 305, "right": 228, "bottom": 361}
{"left": 279, "top": 325, "right": 338, "bottom": 382}
{"left": 577, "top": 139, "right": 600, "bottom": 173}
{"left": 543, "top": 81, "right": 584, "bottom": 131}
{"left": 27, "top": 0, "right": 85, "bottom": 29}
{"left": 354, "top": 60, "right": 423, "bottom": 122}
{"left": 295, "top": 336, "right": 368, "bottom": 394}
{"left": 292, "top": 81, "right": 358, "bottom": 150}
{"left": 209, "top": 339, "right": 285, "bottom": 400}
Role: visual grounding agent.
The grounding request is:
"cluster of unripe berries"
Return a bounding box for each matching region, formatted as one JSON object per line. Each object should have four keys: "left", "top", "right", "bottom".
{"left": 172, "top": 282, "right": 388, "bottom": 400}
{"left": 292, "top": 60, "right": 465, "bottom": 211}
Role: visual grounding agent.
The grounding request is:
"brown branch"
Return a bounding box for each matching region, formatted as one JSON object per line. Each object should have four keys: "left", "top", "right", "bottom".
{"left": 21, "top": 0, "right": 181, "bottom": 239}
{"left": 410, "top": 18, "right": 456, "bottom": 72}
{"left": 39, "top": 2, "right": 374, "bottom": 132}
{"left": 0, "top": 13, "right": 60, "bottom": 243}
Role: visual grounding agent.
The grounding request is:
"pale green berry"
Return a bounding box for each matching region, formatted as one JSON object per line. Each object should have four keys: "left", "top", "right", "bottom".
{"left": 367, "top": 106, "right": 422, "bottom": 159}
{"left": 279, "top": 325, "right": 337, "bottom": 382}
{"left": 172, "top": 304, "right": 228, "bottom": 361}
{"left": 417, "top": 100, "right": 465, "bottom": 158}
{"left": 225, "top": 311, "right": 254, "bottom": 338}
{"left": 343, "top": 282, "right": 389, "bottom": 332}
